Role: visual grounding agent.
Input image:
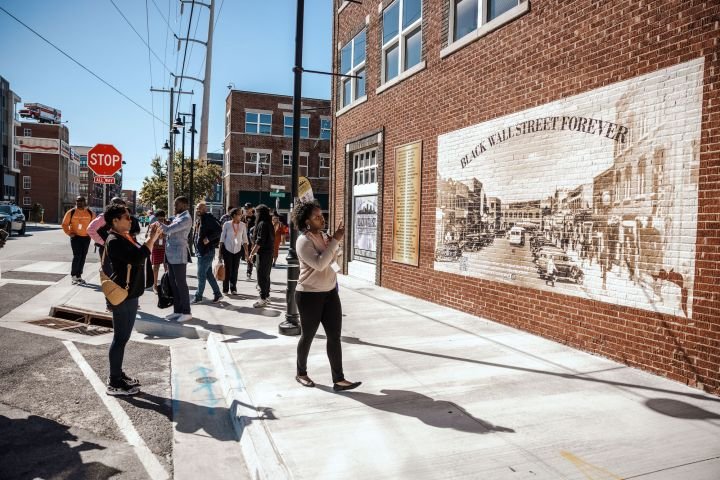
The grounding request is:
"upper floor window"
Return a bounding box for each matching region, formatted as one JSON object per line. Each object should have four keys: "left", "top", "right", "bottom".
{"left": 320, "top": 118, "right": 331, "bottom": 140}
{"left": 244, "top": 151, "right": 271, "bottom": 175}
{"left": 23, "top": 153, "right": 31, "bottom": 166}
{"left": 282, "top": 152, "right": 308, "bottom": 177}
{"left": 245, "top": 112, "right": 272, "bottom": 135}
{"left": 319, "top": 154, "right": 330, "bottom": 178}
{"left": 452, "top": 0, "right": 522, "bottom": 43}
{"left": 23, "top": 128, "right": 31, "bottom": 137}
{"left": 23, "top": 197, "right": 31, "bottom": 206}
{"left": 382, "top": 0, "right": 422, "bottom": 83}
{"left": 80, "top": 155, "right": 87, "bottom": 167}
{"left": 340, "top": 29, "right": 366, "bottom": 108}
{"left": 23, "top": 176, "right": 31, "bottom": 189}
{"left": 353, "top": 149, "right": 377, "bottom": 186}
{"left": 284, "top": 115, "right": 309, "bottom": 138}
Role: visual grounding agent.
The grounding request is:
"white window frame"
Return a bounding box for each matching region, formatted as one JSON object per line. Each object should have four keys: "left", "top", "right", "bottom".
{"left": 339, "top": 29, "right": 367, "bottom": 110}
{"left": 283, "top": 114, "right": 310, "bottom": 138}
{"left": 225, "top": 109, "right": 231, "bottom": 137}
{"left": 381, "top": 0, "right": 423, "bottom": 86}
{"left": 23, "top": 153, "right": 31, "bottom": 166}
{"left": 320, "top": 117, "right": 331, "bottom": 140}
{"left": 245, "top": 110, "right": 273, "bottom": 135}
{"left": 23, "top": 196, "right": 31, "bottom": 206}
{"left": 352, "top": 149, "right": 377, "bottom": 186}
{"left": 319, "top": 154, "right": 330, "bottom": 178}
{"left": 23, "top": 176, "right": 31, "bottom": 189}
{"left": 23, "top": 128, "right": 31, "bottom": 137}
{"left": 244, "top": 149, "right": 271, "bottom": 175}
{"left": 443, "top": 0, "right": 529, "bottom": 58}
{"left": 282, "top": 151, "right": 309, "bottom": 177}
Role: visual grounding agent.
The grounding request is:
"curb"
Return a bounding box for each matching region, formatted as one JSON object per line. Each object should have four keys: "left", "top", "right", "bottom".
{"left": 206, "top": 332, "right": 291, "bottom": 480}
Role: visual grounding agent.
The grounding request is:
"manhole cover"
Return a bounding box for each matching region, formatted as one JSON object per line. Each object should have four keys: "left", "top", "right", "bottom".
{"left": 28, "top": 318, "right": 112, "bottom": 336}
{"left": 196, "top": 376, "right": 218, "bottom": 384}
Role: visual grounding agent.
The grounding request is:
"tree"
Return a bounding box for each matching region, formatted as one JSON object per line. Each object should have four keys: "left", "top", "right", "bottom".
{"left": 139, "top": 153, "right": 222, "bottom": 210}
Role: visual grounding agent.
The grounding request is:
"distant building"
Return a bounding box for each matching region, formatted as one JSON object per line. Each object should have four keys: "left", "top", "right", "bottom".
{"left": 224, "top": 90, "right": 330, "bottom": 215}
{"left": 121, "top": 189, "right": 137, "bottom": 213}
{"left": 0, "top": 76, "right": 21, "bottom": 203}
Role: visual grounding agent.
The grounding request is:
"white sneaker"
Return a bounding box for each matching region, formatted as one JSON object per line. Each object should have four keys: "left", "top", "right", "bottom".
{"left": 253, "top": 298, "right": 269, "bottom": 308}
{"left": 165, "top": 313, "right": 180, "bottom": 321}
{"left": 71, "top": 276, "right": 79, "bottom": 285}
{"left": 176, "top": 314, "right": 193, "bottom": 322}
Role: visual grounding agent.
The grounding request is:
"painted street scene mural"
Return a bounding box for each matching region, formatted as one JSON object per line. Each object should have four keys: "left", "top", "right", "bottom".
{"left": 354, "top": 195, "right": 378, "bottom": 263}
{"left": 435, "top": 59, "right": 703, "bottom": 318}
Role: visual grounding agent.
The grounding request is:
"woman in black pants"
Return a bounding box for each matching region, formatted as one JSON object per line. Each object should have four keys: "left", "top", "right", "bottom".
{"left": 248, "top": 205, "right": 275, "bottom": 308}
{"left": 292, "top": 200, "right": 361, "bottom": 391}
{"left": 219, "top": 208, "right": 249, "bottom": 294}
{"left": 104, "top": 205, "right": 161, "bottom": 396}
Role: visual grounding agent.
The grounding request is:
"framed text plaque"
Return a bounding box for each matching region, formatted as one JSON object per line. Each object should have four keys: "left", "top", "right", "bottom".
{"left": 392, "top": 141, "right": 422, "bottom": 266}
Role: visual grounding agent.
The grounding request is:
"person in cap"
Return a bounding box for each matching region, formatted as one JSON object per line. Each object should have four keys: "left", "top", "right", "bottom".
{"left": 61, "top": 196, "right": 95, "bottom": 285}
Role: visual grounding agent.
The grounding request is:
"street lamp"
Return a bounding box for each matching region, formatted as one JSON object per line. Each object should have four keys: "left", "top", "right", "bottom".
{"left": 176, "top": 112, "right": 193, "bottom": 196}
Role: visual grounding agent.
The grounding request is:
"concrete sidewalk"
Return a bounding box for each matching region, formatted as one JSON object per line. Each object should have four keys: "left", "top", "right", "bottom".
{"left": 209, "top": 258, "right": 720, "bottom": 480}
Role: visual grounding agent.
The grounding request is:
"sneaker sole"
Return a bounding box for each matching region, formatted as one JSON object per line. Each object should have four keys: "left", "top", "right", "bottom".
{"left": 106, "top": 387, "right": 140, "bottom": 396}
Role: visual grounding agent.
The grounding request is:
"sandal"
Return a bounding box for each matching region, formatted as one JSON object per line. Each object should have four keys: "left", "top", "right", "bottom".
{"left": 295, "top": 375, "right": 315, "bottom": 388}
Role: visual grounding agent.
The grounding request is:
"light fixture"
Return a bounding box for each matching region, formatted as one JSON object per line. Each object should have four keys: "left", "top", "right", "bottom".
{"left": 170, "top": 126, "right": 180, "bottom": 135}
{"left": 162, "top": 140, "right": 170, "bottom": 150}
{"left": 174, "top": 116, "right": 184, "bottom": 128}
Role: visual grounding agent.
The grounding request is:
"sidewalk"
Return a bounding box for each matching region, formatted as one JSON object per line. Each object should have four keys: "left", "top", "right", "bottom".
{"left": 209, "top": 254, "right": 720, "bottom": 480}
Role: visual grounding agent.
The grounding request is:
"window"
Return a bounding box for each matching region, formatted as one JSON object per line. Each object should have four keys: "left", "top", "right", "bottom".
{"left": 284, "top": 115, "right": 309, "bottom": 138}
{"left": 80, "top": 170, "right": 88, "bottom": 182}
{"left": 245, "top": 112, "right": 272, "bottom": 135}
{"left": 282, "top": 152, "right": 308, "bottom": 177}
{"left": 244, "top": 151, "right": 271, "bottom": 175}
{"left": 319, "top": 154, "right": 330, "bottom": 178}
{"left": 637, "top": 158, "right": 646, "bottom": 196}
{"left": 23, "top": 197, "right": 31, "bottom": 206}
{"left": 339, "top": 29, "right": 366, "bottom": 108}
{"left": 79, "top": 184, "right": 88, "bottom": 196}
{"left": 624, "top": 165, "right": 632, "bottom": 199}
{"left": 452, "top": 0, "right": 522, "bottom": 43}
{"left": 23, "top": 128, "right": 31, "bottom": 137}
{"left": 23, "top": 176, "right": 31, "bottom": 189}
{"left": 353, "top": 149, "right": 377, "bottom": 186}
{"left": 80, "top": 155, "right": 87, "bottom": 167}
{"left": 320, "top": 118, "right": 331, "bottom": 140}
{"left": 382, "top": 0, "right": 422, "bottom": 83}
{"left": 226, "top": 109, "right": 231, "bottom": 136}
{"left": 23, "top": 153, "right": 31, "bottom": 166}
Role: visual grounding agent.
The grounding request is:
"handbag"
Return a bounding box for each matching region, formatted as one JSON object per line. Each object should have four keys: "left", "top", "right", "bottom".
{"left": 100, "top": 249, "right": 131, "bottom": 306}
{"left": 157, "top": 272, "right": 174, "bottom": 309}
{"left": 213, "top": 261, "right": 226, "bottom": 282}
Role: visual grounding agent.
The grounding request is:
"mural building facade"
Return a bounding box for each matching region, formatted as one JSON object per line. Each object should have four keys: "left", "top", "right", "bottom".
{"left": 331, "top": 0, "right": 720, "bottom": 394}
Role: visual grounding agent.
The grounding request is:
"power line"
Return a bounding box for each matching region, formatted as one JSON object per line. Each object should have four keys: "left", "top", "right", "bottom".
{"left": 108, "top": 0, "right": 173, "bottom": 75}
{"left": 0, "top": 5, "right": 166, "bottom": 125}
{"left": 145, "top": 0, "right": 159, "bottom": 157}
{"left": 175, "top": 0, "right": 196, "bottom": 113}
{"left": 149, "top": 0, "right": 177, "bottom": 37}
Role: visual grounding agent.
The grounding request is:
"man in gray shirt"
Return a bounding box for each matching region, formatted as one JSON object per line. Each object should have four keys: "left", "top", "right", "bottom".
{"left": 155, "top": 196, "right": 193, "bottom": 321}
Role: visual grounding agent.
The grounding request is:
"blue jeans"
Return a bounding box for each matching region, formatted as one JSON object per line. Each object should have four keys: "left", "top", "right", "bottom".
{"left": 195, "top": 250, "right": 220, "bottom": 300}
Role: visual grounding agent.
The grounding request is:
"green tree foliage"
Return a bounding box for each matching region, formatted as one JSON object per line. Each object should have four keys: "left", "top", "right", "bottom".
{"left": 139, "top": 153, "right": 222, "bottom": 210}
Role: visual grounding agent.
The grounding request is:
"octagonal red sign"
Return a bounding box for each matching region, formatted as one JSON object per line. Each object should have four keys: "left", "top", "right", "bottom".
{"left": 87, "top": 144, "right": 122, "bottom": 177}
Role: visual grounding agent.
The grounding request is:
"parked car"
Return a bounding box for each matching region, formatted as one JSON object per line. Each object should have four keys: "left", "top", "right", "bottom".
{"left": 494, "top": 229, "right": 506, "bottom": 238}
{"left": 0, "top": 204, "right": 26, "bottom": 236}
{"left": 435, "top": 242, "right": 463, "bottom": 262}
{"left": 460, "top": 234, "right": 484, "bottom": 252}
{"left": 0, "top": 215, "right": 10, "bottom": 235}
{"left": 536, "top": 249, "right": 584, "bottom": 284}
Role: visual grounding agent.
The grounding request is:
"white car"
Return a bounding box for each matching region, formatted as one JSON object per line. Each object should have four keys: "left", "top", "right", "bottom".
{"left": 508, "top": 227, "right": 525, "bottom": 246}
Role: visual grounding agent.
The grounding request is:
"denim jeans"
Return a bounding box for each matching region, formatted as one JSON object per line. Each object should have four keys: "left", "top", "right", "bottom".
{"left": 195, "top": 250, "right": 220, "bottom": 300}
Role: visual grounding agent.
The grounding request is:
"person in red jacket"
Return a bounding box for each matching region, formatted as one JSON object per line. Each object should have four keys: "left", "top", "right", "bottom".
{"left": 61, "top": 196, "right": 95, "bottom": 285}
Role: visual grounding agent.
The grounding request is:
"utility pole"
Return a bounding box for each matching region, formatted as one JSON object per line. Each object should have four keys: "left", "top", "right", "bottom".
{"left": 176, "top": 0, "right": 215, "bottom": 162}
{"left": 189, "top": 103, "right": 196, "bottom": 212}
{"left": 150, "top": 86, "right": 192, "bottom": 214}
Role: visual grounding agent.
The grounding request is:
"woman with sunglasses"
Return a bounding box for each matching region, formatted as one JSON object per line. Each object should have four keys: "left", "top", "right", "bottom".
{"left": 104, "top": 204, "right": 162, "bottom": 395}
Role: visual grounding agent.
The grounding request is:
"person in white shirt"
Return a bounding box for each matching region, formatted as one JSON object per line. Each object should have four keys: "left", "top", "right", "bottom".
{"left": 218, "top": 207, "right": 249, "bottom": 295}
{"left": 292, "top": 200, "right": 361, "bottom": 392}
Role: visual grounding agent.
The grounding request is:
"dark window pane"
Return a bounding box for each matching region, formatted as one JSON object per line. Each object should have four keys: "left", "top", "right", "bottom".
{"left": 353, "top": 30, "right": 366, "bottom": 66}
{"left": 343, "top": 79, "right": 352, "bottom": 107}
{"left": 385, "top": 44, "right": 399, "bottom": 81}
{"left": 454, "top": 0, "right": 477, "bottom": 41}
{"left": 383, "top": 2, "right": 399, "bottom": 44}
{"left": 284, "top": 126, "right": 293, "bottom": 137}
{"left": 488, "top": 0, "right": 518, "bottom": 21}
{"left": 341, "top": 43, "right": 352, "bottom": 74}
{"left": 404, "top": 28, "right": 422, "bottom": 70}
{"left": 259, "top": 124, "right": 271, "bottom": 135}
{"left": 284, "top": 116, "right": 292, "bottom": 126}
{"left": 246, "top": 112, "right": 258, "bottom": 123}
{"left": 403, "top": 0, "right": 422, "bottom": 28}
{"left": 260, "top": 113, "right": 272, "bottom": 124}
{"left": 356, "top": 69, "right": 366, "bottom": 98}
{"left": 300, "top": 117, "right": 309, "bottom": 127}
{"left": 246, "top": 123, "right": 258, "bottom": 134}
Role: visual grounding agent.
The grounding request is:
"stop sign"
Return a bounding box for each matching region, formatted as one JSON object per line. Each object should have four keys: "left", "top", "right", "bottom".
{"left": 87, "top": 144, "right": 123, "bottom": 177}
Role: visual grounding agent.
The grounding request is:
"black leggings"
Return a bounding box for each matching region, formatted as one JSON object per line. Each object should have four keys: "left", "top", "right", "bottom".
{"left": 256, "top": 252, "right": 273, "bottom": 300}
{"left": 109, "top": 296, "right": 138, "bottom": 378}
{"left": 296, "top": 289, "right": 344, "bottom": 383}
{"left": 221, "top": 249, "right": 242, "bottom": 292}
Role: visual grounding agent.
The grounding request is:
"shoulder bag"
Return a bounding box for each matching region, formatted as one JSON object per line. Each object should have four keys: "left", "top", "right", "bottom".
{"left": 100, "top": 248, "right": 131, "bottom": 306}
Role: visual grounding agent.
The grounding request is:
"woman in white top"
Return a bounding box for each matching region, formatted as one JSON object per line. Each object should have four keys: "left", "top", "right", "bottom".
{"left": 292, "top": 200, "right": 361, "bottom": 392}
{"left": 218, "top": 208, "right": 249, "bottom": 295}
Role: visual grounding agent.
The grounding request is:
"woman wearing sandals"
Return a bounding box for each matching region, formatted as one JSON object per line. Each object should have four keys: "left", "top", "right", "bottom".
{"left": 104, "top": 204, "right": 162, "bottom": 395}
{"left": 293, "top": 200, "right": 361, "bottom": 392}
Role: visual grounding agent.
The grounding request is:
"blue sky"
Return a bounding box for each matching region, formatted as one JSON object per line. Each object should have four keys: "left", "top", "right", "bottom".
{"left": 0, "top": 0, "right": 333, "bottom": 191}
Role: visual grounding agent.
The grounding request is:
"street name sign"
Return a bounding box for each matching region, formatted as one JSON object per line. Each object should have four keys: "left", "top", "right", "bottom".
{"left": 94, "top": 176, "right": 116, "bottom": 184}
{"left": 269, "top": 191, "right": 285, "bottom": 198}
{"left": 88, "top": 144, "right": 122, "bottom": 177}
{"left": 270, "top": 184, "right": 285, "bottom": 190}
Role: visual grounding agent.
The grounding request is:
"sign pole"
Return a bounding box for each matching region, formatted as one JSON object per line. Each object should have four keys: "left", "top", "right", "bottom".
{"left": 103, "top": 184, "right": 107, "bottom": 210}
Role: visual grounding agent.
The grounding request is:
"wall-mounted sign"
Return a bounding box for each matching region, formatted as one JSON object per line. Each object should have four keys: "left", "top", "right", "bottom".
{"left": 353, "top": 196, "right": 378, "bottom": 263}
{"left": 392, "top": 141, "right": 422, "bottom": 266}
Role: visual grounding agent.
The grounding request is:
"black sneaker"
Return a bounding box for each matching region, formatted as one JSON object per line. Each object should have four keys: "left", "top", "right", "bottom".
{"left": 121, "top": 372, "right": 140, "bottom": 387}
{"left": 212, "top": 292, "right": 223, "bottom": 303}
{"left": 106, "top": 377, "right": 140, "bottom": 396}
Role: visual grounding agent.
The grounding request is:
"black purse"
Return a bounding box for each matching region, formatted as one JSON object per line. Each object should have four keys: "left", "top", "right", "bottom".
{"left": 156, "top": 272, "right": 174, "bottom": 309}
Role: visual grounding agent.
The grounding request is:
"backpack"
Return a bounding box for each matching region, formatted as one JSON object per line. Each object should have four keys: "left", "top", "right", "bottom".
{"left": 68, "top": 207, "right": 95, "bottom": 222}
{"left": 157, "top": 272, "right": 174, "bottom": 309}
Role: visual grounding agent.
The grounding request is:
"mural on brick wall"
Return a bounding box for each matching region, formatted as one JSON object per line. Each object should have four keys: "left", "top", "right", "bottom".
{"left": 435, "top": 59, "right": 703, "bottom": 318}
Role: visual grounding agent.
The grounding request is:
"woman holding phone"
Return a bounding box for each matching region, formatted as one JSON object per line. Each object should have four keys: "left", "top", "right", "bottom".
{"left": 292, "top": 200, "right": 361, "bottom": 392}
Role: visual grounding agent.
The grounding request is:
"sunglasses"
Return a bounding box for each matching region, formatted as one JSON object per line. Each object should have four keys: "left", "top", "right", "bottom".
{"left": 120, "top": 214, "right": 131, "bottom": 221}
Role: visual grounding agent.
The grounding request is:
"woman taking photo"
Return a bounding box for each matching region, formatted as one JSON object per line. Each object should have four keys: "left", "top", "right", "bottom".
{"left": 150, "top": 209, "right": 168, "bottom": 292}
{"left": 219, "top": 207, "right": 249, "bottom": 295}
{"left": 292, "top": 200, "right": 361, "bottom": 392}
{"left": 104, "top": 204, "right": 162, "bottom": 395}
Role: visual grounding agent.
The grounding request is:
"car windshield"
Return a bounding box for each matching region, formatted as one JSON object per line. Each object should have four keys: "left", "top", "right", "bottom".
{"left": 0, "top": 206, "right": 11, "bottom": 214}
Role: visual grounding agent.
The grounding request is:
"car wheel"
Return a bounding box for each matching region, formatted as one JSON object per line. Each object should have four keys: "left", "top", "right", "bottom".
{"left": 576, "top": 274, "right": 584, "bottom": 285}
{"left": 19, "top": 222, "right": 26, "bottom": 236}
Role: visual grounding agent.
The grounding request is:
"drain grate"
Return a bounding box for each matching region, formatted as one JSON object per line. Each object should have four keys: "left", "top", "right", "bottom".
{"left": 28, "top": 317, "right": 112, "bottom": 336}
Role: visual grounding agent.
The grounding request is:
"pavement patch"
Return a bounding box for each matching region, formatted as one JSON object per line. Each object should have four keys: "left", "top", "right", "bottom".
{"left": 1, "top": 271, "right": 67, "bottom": 282}
{"left": 0, "top": 284, "right": 50, "bottom": 319}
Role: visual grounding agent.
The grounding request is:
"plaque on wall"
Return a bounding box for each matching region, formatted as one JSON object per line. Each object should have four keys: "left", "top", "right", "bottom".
{"left": 392, "top": 141, "right": 422, "bottom": 266}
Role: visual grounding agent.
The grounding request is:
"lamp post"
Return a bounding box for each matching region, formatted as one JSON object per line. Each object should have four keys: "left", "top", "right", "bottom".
{"left": 259, "top": 165, "right": 265, "bottom": 205}
{"left": 189, "top": 103, "right": 197, "bottom": 212}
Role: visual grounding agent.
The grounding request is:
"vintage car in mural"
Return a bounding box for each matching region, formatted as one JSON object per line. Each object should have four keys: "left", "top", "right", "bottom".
{"left": 535, "top": 248, "right": 585, "bottom": 284}
{"left": 531, "top": 237, "right": 558, "bottom": 259}
{"left": 460, "top": 232, "right": 494, "bottom": 252}
{"left": 435, "top": 242, "right": 463, "bottom": 262}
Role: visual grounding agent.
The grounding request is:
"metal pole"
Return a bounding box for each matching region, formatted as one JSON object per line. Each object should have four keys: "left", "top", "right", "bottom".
{"left": 279, "top": 0, "right": 304, "bottom": 336}
{"left": 181, "top": 123, "right": 186, "bottom": 195}
{"left": 103, "top": 184, "right": 107, "bottom": 210}
{"left": 199, "top": 0, "right": 214, "bottom": 162}
{"left": 168, "top": 87, "right": 175, "bottom": 214}
{"left": 190, "top": 103, "right": 196, "bottom": 213}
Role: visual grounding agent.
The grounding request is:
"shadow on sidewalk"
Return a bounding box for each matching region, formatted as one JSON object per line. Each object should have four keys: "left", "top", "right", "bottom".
{"left": 645, "top": 398, "right": 720, "bottom": 419}
{"left": 185, "top": 317, "right": 277, "bottom": 341}
{"left": 323, "top": 335, "right": 720, "bottom": 404}
{"left": 216, "top": 304, "right": 283, "bottom": 318}
{"left": 316, "top": 386, "right": 515, "bottom": 434}
{"left": 0, "top": 414, "right": 122, "bottom": 479}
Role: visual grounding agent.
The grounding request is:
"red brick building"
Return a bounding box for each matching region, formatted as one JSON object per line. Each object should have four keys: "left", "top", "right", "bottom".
{"left": 331, "top": 0, "right": 720, "bottom": 393}
{"left": 15, "top": 122, "right": 80, "bottom": 223}
{"left": 224, "top": 90, "right": 331, "bottom": 214}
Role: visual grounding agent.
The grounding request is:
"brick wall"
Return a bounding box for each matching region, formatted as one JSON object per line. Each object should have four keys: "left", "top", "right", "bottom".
{"left": 332, "top": 0, "right": 720, "bottom": 394}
